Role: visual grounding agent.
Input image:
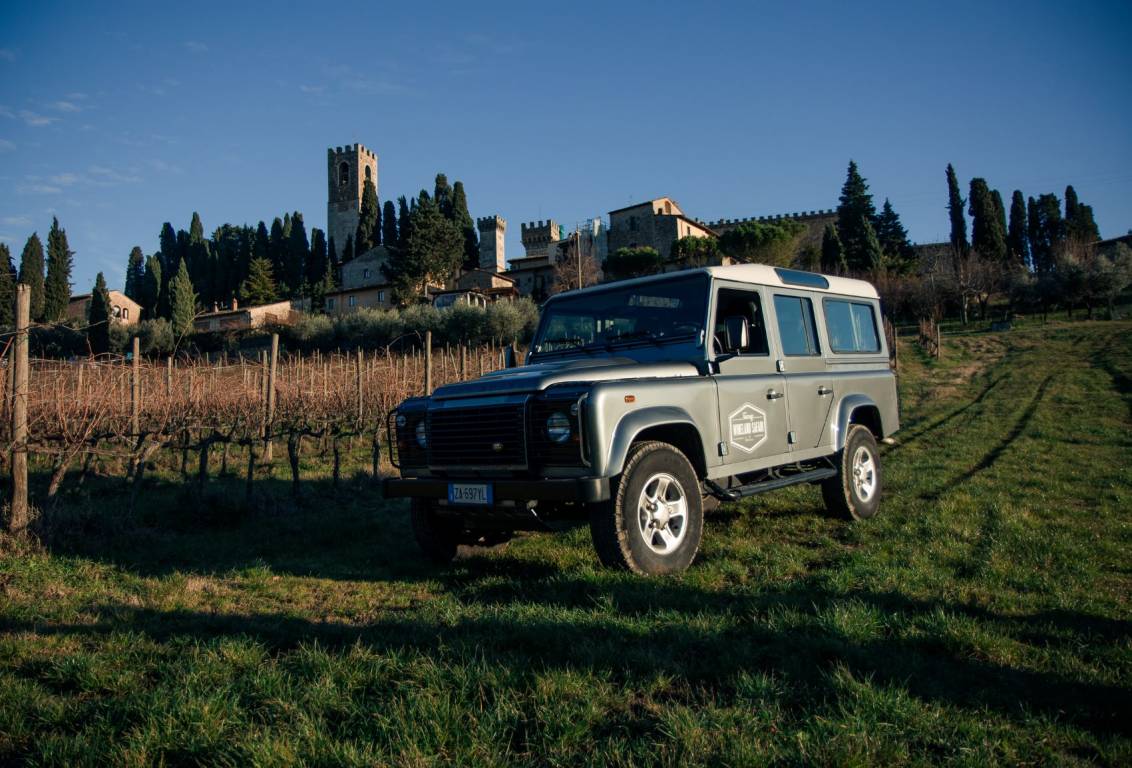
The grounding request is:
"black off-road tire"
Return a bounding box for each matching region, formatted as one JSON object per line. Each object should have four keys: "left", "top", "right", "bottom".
{"left": 589, "top": 441, "right": 704, "bottom": 575}
{"left": 410, "top": 499, "right": 461, "bottom": 563}
{"left": 822, "top": 424, "right": 882, "bottom": 521}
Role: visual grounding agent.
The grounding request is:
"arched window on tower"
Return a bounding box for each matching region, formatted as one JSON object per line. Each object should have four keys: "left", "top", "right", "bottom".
{"left": 364, "top": 166, "right": 371, "bottom": 182}
{"left": 339, "top": 162, "right": 350, "bottom": 186}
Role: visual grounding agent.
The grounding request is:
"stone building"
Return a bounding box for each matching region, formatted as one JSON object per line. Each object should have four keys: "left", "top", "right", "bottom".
{"left": 477, "top": 215, "right": 506, "bottom": 272}
{"left": 193, "top": 298, "right": 299, "bottom": 332}
{"left": 67, "top": 290, "right": 141, "bottom": 326}
{"left": 327, "top": 143, "right": 378, "bottom": 262}
{"left": 606, "top": 198, "right": 717, "bottom": 261}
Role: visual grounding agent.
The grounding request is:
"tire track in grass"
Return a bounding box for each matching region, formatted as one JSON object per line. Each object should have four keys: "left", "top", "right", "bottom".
{"left": 890, "top": 372, "right": 1010, "bottom": 451}
{"left": 920, "top": 374, "right": 1055, "bottom": 502}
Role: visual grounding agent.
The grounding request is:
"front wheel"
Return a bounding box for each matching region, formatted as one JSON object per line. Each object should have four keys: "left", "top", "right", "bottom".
{"left": 822, "top": 424, "right": 882, "bottom": 520}
{"left": 589, "top": 441, "right": 704, "bottom": 575}
{"left": 410, "top": 499, "right": 461, "bottom": 563}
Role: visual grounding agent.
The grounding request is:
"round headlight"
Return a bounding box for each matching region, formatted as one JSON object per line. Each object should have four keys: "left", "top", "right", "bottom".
{"left": 415, "top": 419, "right": 428, "bottom": 449}
{"left": 546, "top": 411, "right": 571, "bottom": 444}
{"left": 395, "top": 413, "right": 407, "bottom": 428}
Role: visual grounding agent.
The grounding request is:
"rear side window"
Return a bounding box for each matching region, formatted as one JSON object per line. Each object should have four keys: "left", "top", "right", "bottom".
{"left": 824, "top": 299, "right": 880, "bottom": 353}
{"left": 773, "top": 295, "right": 820, "bottom": 356}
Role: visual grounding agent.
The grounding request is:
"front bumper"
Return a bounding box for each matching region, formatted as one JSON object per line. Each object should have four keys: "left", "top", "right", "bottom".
{"left": 382, "top": 476, "right": 611, "bottom": 504}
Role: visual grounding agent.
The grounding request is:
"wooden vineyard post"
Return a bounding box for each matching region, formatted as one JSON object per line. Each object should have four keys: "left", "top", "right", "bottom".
{"left": 424, "top": 330, "right": 433, "bottom": 396}
{"left": 166, "top": 356, "right": 173, "bottom": 397}
{"left": 356, "top": 347, "right": 363, "bottom": 427}
{"left": 131, "top": 336, "right": 141, "bottom": 436}
{"left": 8, "top": 284, "right": 30, "bottom": 533}
{"left": 264, "top": 333, "right": 278, "bottom": 463}
{"left": 460, "top": 344, "right": 467, "bottom": 381}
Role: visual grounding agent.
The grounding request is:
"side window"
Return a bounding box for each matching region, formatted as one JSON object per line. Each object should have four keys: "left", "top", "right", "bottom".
{"left": 824, "top": 299, "right": 880, "bottom": 353}
{"left": 773, "top": 295, "right": 820, "bottom": 356}
{"left": 713, "top": 288, "right": 769, "bottom": 355}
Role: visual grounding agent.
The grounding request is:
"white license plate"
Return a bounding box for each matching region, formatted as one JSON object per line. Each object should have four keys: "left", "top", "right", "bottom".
{"left": 448, "top": 482, "right": 493, "bottom": 505}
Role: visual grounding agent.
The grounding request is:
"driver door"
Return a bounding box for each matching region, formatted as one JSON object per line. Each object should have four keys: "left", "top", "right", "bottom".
{"left": 710, "top": 284, "right": 790, "bottom": 471}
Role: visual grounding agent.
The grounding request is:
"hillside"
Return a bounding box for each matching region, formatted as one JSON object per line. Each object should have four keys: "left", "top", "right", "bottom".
{"left": 1, "top": 322, "right": 1130, "bottom": 765}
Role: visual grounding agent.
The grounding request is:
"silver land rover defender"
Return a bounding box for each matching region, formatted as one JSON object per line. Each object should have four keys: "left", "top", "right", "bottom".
{"left": 384, "top": 264, "right": 899, "bottom": 575}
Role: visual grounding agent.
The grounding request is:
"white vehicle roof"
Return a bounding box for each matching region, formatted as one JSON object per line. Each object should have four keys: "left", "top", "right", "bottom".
{"left": 555, "top": 264, "right": 879, "bottom": 301}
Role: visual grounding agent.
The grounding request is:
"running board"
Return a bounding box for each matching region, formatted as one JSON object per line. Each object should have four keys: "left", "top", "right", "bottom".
{"left": 705, "top": 467, "right": 837, "bottom": 502}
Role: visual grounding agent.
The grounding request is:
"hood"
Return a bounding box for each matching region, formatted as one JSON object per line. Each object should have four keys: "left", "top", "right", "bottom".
{"left": 430, "top": 356, "right": 702, "bottom": 400}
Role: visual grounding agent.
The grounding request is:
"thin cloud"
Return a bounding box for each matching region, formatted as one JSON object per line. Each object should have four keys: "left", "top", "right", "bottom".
{"left": 49, "top": 173, "right": 80, "bottom": 186}
{"left": 17, "top": 182, "right": 62, "bottom": 195}
{"left": 19, "top": 110, "right": 58, "bottom": 127}
{"left": 0, "top": 139, "right": 14, "bottom": 152}
{"left": 50, "top": 100, "right": 83, "bottom": 113}
{"left": 184, "top": 40, "right": 208, "bottom": 53}
{"left": 1, "top": 215, "right": 32, "bottom": 227}
{"left": 299, "top": 84, "right": 325, "bottom": 94}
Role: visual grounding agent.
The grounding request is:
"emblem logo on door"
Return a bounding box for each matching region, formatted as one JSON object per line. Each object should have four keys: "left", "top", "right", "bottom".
{"left": 728, "top": 403, "right": 768, "bottom": 454}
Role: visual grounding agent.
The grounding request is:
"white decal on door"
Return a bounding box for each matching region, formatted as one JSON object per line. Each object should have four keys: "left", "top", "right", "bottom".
{"left": 729, "top": 403, "right": 768, "bottom": 454}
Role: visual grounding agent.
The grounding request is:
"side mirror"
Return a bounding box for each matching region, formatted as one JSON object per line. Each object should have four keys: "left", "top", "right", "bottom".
{"left": 722, "top": 316, "right": 749, "bottom": 353}
{"left": 503, "top": 344, "right": 517, "bottom": 369}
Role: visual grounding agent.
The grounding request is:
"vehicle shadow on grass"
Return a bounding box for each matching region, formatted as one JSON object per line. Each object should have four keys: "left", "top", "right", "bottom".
{"left": 4, "top": 581, "right": 1129, "bottom": 743}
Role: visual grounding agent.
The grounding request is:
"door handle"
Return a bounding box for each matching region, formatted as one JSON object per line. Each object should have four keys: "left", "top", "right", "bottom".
{"left": 817, "top": 386, "right": 833, "bottom": 396}
{"left": 766, "top": 390, "right": 784, "bottom": 400}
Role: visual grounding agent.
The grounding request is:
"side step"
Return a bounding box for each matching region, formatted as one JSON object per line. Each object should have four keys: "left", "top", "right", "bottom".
{"left": 704, "top": 467, "right": 837, "bottom": 502}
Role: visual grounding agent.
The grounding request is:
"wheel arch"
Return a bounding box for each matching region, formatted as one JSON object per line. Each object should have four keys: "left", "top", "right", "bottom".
{"left": 606, "top": 407, "right": 708, "bottom": 479}
{"left": 835, "top": 394, "right": 884, "bottom": 450}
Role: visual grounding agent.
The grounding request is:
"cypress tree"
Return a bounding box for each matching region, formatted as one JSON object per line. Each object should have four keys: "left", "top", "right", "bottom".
{"left": 142, "top": 255, "right": 162, "bottom": 319}
{"left": 991, "top": 190, "right": 1007, "bottom": 247}
{"left": 87, "top": 272, "right": 111, "bottom": 355}
{"left": 355, "top": 179, "right": 381, "bottom": 253}
{"left": 0, "top": 243, "right": 14, "bottom": 326}
{"left": 124, "top": 246, "right": 146, "bottom": 302}
{"left": 341, "top": 234, "right": 355, "bottom": 264}
{"left": 858, "top": 216, "right": 884, "bottom": 273}
{"left": 268, "top": 217, "right": 286, "bottom": 280}
{"left": 873, "top": 198, "right": 915, "bottom": 272}
{"left": 286, "top": 211, "right": 309, "bottom": 295}
{"left": 968, "top": 179, "right": 1007, "bottom": 263}
{"left": 1028, "top": 193, "right": 1064, "bottom": 274}
{"left": 186, "top": 212, "right": 210, "bottom": 304}
{"left": 1007, "top": 191, "right": 1029, "bottom": 268}
{"left": 946, "top": 163, "right": 969, "bottom": 256}
{"left": 327, "top": 237, "right": 338, "bottom": 268}
{"left": 169, "top": 258, "right": 197, "bottom": 337}
{"left": 835, "top": 160, "right": 878, "bottom": 272}
{"left": 397, "top": 196, "right": 412, "bottom": 250}
{"left": 820, "top": 224, "right": 846, "bottom": 274}
{"left": 382, "top": 200, "right": 398, "bottom": 247}
{"left": 44, "top": 217, "right": 74, "bottom": 321}
{"left": 240, "top": 256, "right": 278, "bottom": 306}
{"left": 158, "top": 222, "right": 178, "bottom": 318}
{"left": 1065, "top": 185, "right": 1099, "bottom": 243}
{"left": 434, "top": 173, "right": 453, "bottom": 218}
{"left": 307, "top": 228, "right": 329, "bottom": 290}
{"left": 18, "top": 232, "right": 46, "bottom": 322}
{"left": 451, "top": 180, "right": 479, "bottom": 271}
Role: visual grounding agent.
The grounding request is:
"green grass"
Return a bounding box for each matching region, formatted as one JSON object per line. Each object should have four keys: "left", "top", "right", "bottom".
{"left": 2, "top": 321, "right": 1130, "bottom": 766}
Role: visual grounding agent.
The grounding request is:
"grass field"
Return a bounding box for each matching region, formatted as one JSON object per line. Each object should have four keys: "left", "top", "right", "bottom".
{"left": 1, "top": 321, "right": 1130, "bottom": 766}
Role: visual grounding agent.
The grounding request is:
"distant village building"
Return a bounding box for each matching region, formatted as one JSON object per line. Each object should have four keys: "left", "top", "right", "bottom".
{"left": 606, "top": 197, "right": 716, "bottom": 262}
{"left": 67, "top": 290, "right": 141, "bottom": 326}
{"left": 193, "top": 298, "right": 300, "bottom": 332}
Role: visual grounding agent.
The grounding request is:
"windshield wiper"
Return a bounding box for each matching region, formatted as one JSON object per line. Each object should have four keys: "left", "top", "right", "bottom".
{"left": 603, "top": 329, "right": 665, "bottom": 349}
{"left": 535, "top": 336, "right": 598, "bottom": 356}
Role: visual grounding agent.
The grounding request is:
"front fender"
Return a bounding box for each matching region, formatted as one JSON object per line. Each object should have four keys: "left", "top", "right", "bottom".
{"left": 833, "top": 394, "right": 879, "bottom": 451}
{"left": 603, "top": 406, "right": 702, "bottom": 478}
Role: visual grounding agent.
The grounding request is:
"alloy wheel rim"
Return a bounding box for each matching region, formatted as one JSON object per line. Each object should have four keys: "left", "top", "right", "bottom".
{"left": 637, "top": 472, "right": 688, "bottom": 555}
{"left": 851, "top": 446, "right": 877, "bottom": 501}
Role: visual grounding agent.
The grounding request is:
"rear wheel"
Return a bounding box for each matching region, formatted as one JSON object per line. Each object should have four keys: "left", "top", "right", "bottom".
{"left": 822, "top": 424, "right": 882, "bottom": 520}
{"left": 410, "top": 499, "right": 461, "bottom": 563}
{"left": 590, "top": 441, "right": 704, "bottom": 575}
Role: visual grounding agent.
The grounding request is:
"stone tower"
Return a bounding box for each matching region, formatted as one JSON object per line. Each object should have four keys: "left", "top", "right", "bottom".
{"left": 520, "top": 220, "right": 562, "bottom": 260}
{"left": 327, "top": 143, "right": 378, "bottom": 262}
{"left": 477, "top": 215, "right": 506, "bottom": 272}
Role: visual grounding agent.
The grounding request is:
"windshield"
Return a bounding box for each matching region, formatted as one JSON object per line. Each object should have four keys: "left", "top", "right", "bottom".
{"left": 531, "top": 274, "right": 709, "bottom": 358}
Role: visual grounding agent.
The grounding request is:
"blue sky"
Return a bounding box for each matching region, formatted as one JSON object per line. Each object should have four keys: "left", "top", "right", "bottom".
{"left": 1, "top": 0, "right": 1130, "bottom": 292}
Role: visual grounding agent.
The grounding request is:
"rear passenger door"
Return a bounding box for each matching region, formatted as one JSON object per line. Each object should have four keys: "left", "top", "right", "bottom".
{"left": 770, "top": 292, "right": 836, "bottom": 450}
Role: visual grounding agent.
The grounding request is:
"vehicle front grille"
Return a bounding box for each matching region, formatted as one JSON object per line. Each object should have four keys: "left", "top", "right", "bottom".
{"left": 428, "top": 403, "right": 527, "bottom": 468}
